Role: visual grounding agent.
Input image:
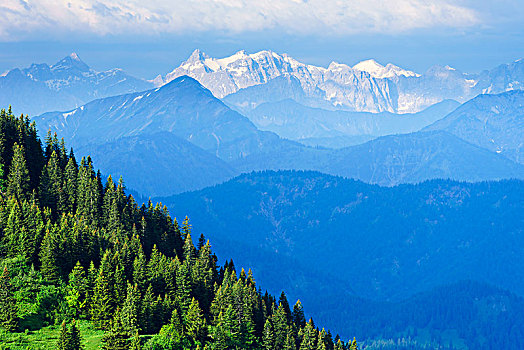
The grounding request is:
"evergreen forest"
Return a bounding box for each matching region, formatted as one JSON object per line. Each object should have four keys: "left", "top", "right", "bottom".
{"left": 0, "top": 106, "right": 357, "bottom": 350}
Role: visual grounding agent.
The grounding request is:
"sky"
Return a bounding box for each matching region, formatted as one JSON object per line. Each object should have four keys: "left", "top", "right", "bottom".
{"left": 0, "top": 0, "right": 523, "bottom": 79}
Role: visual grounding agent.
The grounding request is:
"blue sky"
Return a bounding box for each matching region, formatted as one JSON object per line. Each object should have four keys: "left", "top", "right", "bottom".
{"left": 0, "top": 0, "right": 523, "bottom": 79}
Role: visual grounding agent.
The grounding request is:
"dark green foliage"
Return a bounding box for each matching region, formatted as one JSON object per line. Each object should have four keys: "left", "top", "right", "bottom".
{"left": 57, "top": 319, "right": 83, "bottom": 350}
{"left": 0, "top": 267, "right": 18, "bottom": 331}
{"left": 102, "top": 312, "right": 130, "bottom": 350}
{"left": 7, "top": 143, "right": 30, "bottom": 201}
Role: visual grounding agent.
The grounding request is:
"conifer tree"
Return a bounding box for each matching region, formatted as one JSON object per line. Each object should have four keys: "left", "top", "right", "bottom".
{"left": 40, "top": 225, "right": 62, "bottom": 283}
{"left": 68, "top": 320, "right": 83, "bottom": 350}
{"left": 185, "top": 298, "right": 206, "bottom": 345}
{"left": 57, "top": 321, "right": 69, "bottom": 350}
{"left": 6, "top": 143, "right": 30, "bottom": 200}
{"left": 0, "top": 267, "right": 18, "bottom": 331}
{"left": 279, "top": 291, "right": 292, "bottom": 322}
{"left": 274, "top": 302, "right": 290, "bottom": 349}
{"left": 285, "top": 329, "right": 297, "bottom": 350}
{"left": 293, "top": 300, "right": 306, "bottom": 328}
{"left": 91, "top": 252, "right": 115, "bottom": 328}
{"left": 176, "top": 262, "right": 192, "bottom": 315}
{"left": 300, "top": 320, "right": 317, "bottom": 350}
{"left": 348, "top": 338, "right": 358, "bottom": 350}
{"left": 263, "top": 319, "right": 275, "bottom": 350}
{"left": 121, "top": 284, "right": 140, "bottom": 333}
{"left": 140, "top": 284, "right": 155, "bottom": 334}
{"left": 64, "top": 156, "right": 78, "bottom": 214}
{"left": 66, "top": 262, "right": 88, "bottom": 318}
{"left": 102, "top": 311, "right": 130, "bottom": 350}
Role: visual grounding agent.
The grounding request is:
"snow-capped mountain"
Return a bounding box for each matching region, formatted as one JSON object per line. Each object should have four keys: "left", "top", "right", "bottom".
{"left": 352, "top": 59, "right": 420, "bottom": 79}
{"left": 0, "top": 53, "right": 152, "bottom": 115}
{"left": 158, "top": 50, "right": 524, "bottom": 113}
{"left": 159, "top": 49, "right": 401, "bottom": 112}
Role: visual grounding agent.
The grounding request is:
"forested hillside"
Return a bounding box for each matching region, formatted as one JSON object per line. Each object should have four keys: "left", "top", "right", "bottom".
{"left": 0, "top": 106, "right": 356, "bottom": 349}
{"left": 162, "top": 170, "right": 524, "bottom": 348}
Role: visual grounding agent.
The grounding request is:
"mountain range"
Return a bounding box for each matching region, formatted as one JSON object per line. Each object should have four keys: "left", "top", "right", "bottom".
{"left": 240, "top": 98, "right": 460, "bottom": 148}
{"left": 6, "top": 50, "right": 524, "bottom": 349}
{"left": 0, "top": 53, "right": 152, "bottom": 116}
{"left": 32, "top": 76, "right": 524, "bottom": 196}
{"left": 3, "top": 50, "right": 523, "bottom": 118}
{"left": 160, "top": 49, "right": 524, "bottom": 113}
{"left": 424, "top": 90, "right": 524, "bottom": 164}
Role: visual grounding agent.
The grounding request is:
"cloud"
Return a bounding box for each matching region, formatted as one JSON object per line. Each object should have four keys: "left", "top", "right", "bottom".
{"left": 0, "top": 0, "right": 481, "bottom": 41}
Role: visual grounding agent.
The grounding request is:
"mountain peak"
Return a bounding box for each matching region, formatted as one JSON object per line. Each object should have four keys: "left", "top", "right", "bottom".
{"left": 187, "top": 49, "right": 209, "bottom": 63}
{"left": 69, "top": 52, "right": 81, "bottom": 61}
{"left": 52, "top": 52, "right": 90, "bottom": 72}
{"left": 353, "top": 59, "right": 420, "bottom": 79}
{"left": 159, "top": 75, "right": 207, "bottom": 93}
{"left": 353, "top": 59, "right": 384, "bottom": 72}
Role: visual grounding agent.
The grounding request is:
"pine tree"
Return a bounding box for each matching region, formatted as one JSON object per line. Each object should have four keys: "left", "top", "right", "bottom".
{"left": 6, "top": 143, "right": 30, "bottom": 200}
{"left": 274, "top": 302, "right": 289, "bottom": 349}
{"left": 57, "top": 321, "right": 69, "bottom": 350}
{"left": 64, "top": 156, "right": 78, "bottom": 214}
{"left": 176, "top": 262, "right": 192, "bottom": 315}
{"left": 285, "top": 329, "right": 297, "bottom": 350}
{"left": 67, "top": 320, "right": 83, "bottom": 350}
{"left": 299, "top": 320, "right": 317, "bottom": 350}
{"left": 102, "top": 312, "right": 130, "bottom": 350}
{"left": 121, "top": 283, "right": 140, "bottom": 333}
{"left": 316, "top": 329, "right": 328, "bottom": 350}
{"left": 185, "top": 298, "right": 206, "bottom": 345}
{"left": 91, "top": 252, "right": 115, "bottom": 328}
{"left": 348, "top": 338, "right": 358, "bottom": 350}
{"left": 293, "top": 300, "right": 306, "bottom": 328}
{"left": 66, "top": 262, "right": 88, "bottom": 318}
{"left": 263, "top": 319, "right": 275, "bottom": 350}
{"left": 40, "top": 226, "right": 61, "bottom": 283}
{"left": 0, "top": 267, "right": 18, "bottom": 331}
{"left": 279, "top": 291, "right": 292, "bottom": 322}
{"left": 140, "top": 284, "right": 155, "bottom": 334}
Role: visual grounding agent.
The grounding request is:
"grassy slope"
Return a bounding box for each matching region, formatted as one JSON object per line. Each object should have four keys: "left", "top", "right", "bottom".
{"left": 0, "top": 321, "right": 104, "bottom": 350}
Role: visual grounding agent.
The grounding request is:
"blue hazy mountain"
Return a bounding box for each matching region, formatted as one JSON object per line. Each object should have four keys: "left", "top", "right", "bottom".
{"left": 162, "top": 171, "right": 524, "bottom": 300}
{"left": 424, "top": 90, "right": 524, "bottom": 164}
{"left": 76, "top": 132, "right": 237, "bottom": 197}
{"left": 35, "top": 76, "right": 524, "bottom": 195}
{"left": 0, "top": 53, "right": 152, "bottom": 116}
{"left": 34, "top": 76, "right": 306, "bottom": 195}
{"left": 344, "top": 281, "right": 524, "bottom": 349}
{"left": 231, "top": 131, "right": 524, "bottom": 185}
{"left": 240, "top": 98, "right": 460, "bottom": 148}
{"left": 35, "top": 76, "right": 302, "bottom": 162}
{"left": 160, "top": 170, "right": 524, "bottom": 347}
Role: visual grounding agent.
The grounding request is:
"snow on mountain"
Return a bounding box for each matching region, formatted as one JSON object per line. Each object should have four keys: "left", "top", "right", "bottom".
{"left": 352, "top": 59, "right": 420, "bottom": 79}
{"left": 160, "top": 50, "right": 524, "bottom": 114}
{"left": 161, "top": 49, "right": 400, "bottom": 112}
{"left": 0, "top": 53, "right": 153, "bottom": 115}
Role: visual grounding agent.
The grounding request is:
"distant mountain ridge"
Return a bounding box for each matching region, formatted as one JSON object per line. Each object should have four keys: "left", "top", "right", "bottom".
{"left": 160, "top": 49, "right": 524, "bottom": 113}
{"left": 230, "top": 130, "right": 524, "bottom": 185}
{"left": 0, "top": 53, "right": 153, "bottom": 115}
{"left": 424, "top": 90, "right": 524, "bottom": 164}
{"left": 33, "top": 77, "right": 524, "bottom": 196}
{"left": 240, "top": 98, "right": 460, "bottom": 148}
